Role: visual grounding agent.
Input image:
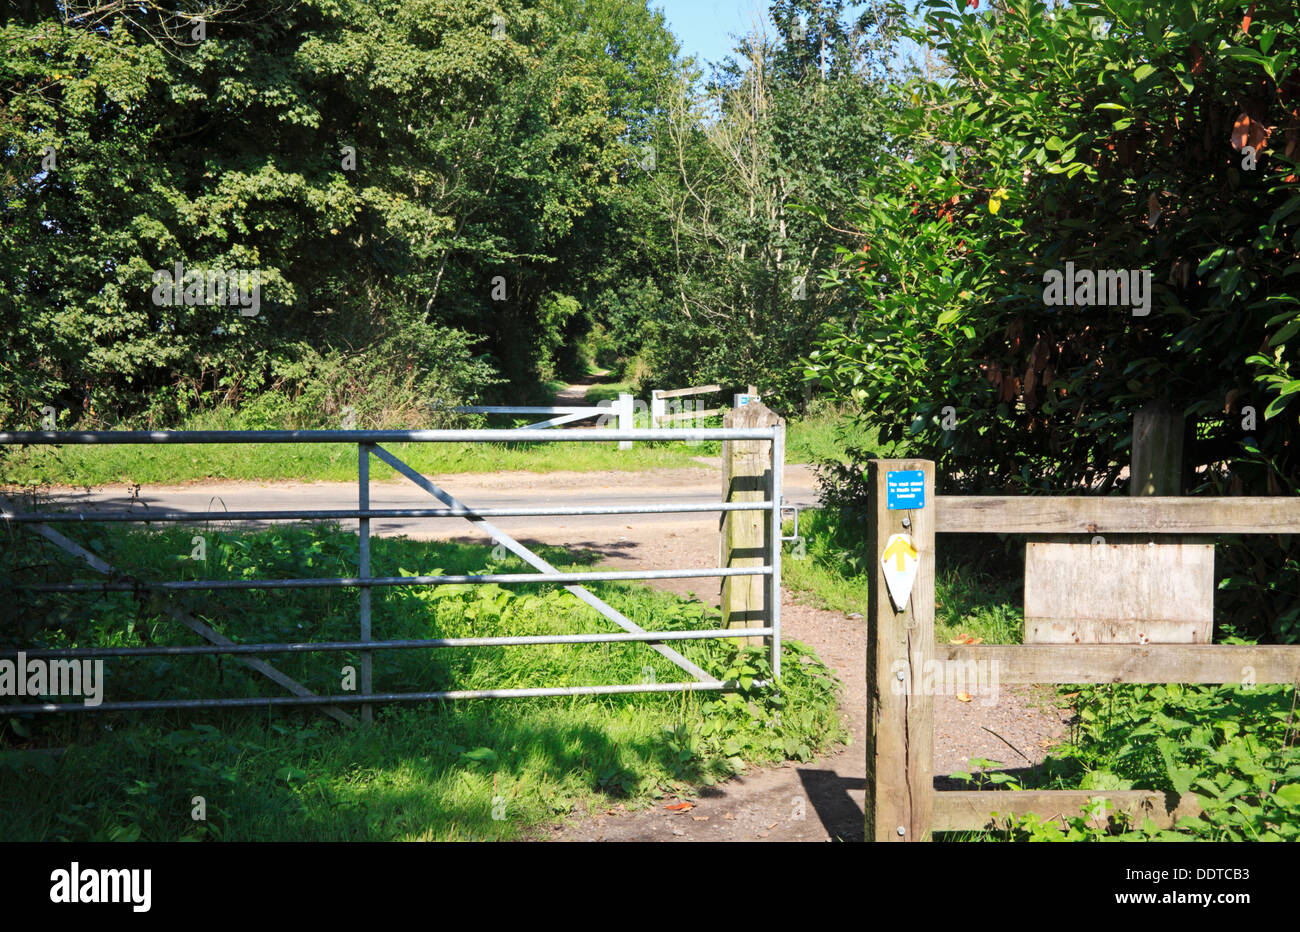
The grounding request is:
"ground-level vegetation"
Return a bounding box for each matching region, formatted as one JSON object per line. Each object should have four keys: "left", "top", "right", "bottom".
{"left": 785, "top": 505, "right": 1300, "bottom": 841}
{"left": 0, "top": 524, "right": 843, "bottom": 841}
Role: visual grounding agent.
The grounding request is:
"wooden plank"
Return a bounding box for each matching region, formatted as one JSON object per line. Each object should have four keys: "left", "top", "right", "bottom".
{"left": 720, "top": 403, "right": 782, "bottom": 646}
{"left": 10, "top": 513, "right": 358, "bottom": 727}
{"left": 933, "top": 789, "right": 1200, "bottom": 832}
{"left": 656, "top": 407, "right": 722, "bottom": 422}
{"left": 1024, "top": 535, "right": 1214, "bottom": 644}
{"left": 656, "top": 384, "right": 721, "bottom": 399}
{"left": 936, "top": 496, "right": 1300, "bottom": 534}
{"left": 866, "top": 459, "right": 935, "bottom": 842}
{"left": 938, "top": 644, "right": 1300, "bottom": 684}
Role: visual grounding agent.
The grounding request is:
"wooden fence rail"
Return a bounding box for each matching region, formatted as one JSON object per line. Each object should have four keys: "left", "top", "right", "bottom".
{"left": 866, "top": 460, "right": 1300, "bottom": 841}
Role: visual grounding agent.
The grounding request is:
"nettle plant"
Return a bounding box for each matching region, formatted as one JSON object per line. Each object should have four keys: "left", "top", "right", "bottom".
{"left": 975, "top": 681, "right": 1300, "bottom": 841}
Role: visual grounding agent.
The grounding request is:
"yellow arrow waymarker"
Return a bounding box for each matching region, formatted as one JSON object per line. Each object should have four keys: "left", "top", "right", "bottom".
{"left": 881, "top": 535, "right": 918, "bottom": 572}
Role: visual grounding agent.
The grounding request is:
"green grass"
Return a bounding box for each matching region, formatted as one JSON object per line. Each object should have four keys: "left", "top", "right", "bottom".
{"left": 779, "top": 508, "right": 1023, "bottom": 645}
{"left": 785, "top": 405, "right": 881, "bottom": 465}
{"left": 0, "top": 523, "right": 845, "bottom": 841}
{"left": 3, "top": 437, "right": 711, "bottom": 486}
{"left": 583, "top": 381, "right": 636, "bottom": 404}
{"left": 0, "top": 391, "right": 884, "bottom": 486}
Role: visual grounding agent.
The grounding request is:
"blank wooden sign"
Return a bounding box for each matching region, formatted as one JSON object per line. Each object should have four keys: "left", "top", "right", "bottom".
{"left": 1024, "top": 535, "right": 1214, "bottom": 644}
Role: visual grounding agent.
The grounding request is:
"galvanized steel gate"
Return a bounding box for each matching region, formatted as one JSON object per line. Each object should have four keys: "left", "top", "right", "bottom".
{"left": 0, "top": 426, "right": 784, "bottom": 721}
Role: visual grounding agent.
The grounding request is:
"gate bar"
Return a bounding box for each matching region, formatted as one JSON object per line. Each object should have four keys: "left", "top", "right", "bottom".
{"left": 370, "top": 443, "right": 719, "bottom": 684}
{"left": 358, "top": 442, "right": 373, "bottom": 723}
{"left": 2, "top": 502, "right": 776, "bottom": 523}
{"left": 0, "top": 427, "right": 776, "bottom": 444}
{"left": 0, "top": 679, "right": 773, "bottom": 716}
{"left": 17, "top": 566, "right": 771, "bottom": 593}
{"left": 0, "top": 628, "right": 776, "bottom": 660}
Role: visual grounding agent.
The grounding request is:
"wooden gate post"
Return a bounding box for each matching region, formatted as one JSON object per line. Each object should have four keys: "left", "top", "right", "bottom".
{"left": 720, "top": 401, "right": 783, "bottom": 647}
{"left": 650, "top": 390, "right": 665, "bottom": 429}
{"left": 618, "top": 392, "right": 634, "bottom": 450}
{"left": 865, "top": 459, "right": 935, "bottom": 842}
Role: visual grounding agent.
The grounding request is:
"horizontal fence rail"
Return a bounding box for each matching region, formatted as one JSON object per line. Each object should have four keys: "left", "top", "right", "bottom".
{"left": 1, "top": 628, "right": 776, "bottom": 661}
{"left": 936, "top": 495, "right": 1300, "bottom": 534}
{"left": 452, "top": 406, "right": 603, "bottom": 414}
{"left": 0, "top": 425, "right": 785, "bottom": 718}
{"left": 452, "top": 403, "right": 619, "bottom": 432}
{"left": 0, "top": 680, "right": 772, "bottom": 717}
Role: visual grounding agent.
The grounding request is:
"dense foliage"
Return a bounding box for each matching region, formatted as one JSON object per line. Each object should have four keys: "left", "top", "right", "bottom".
{"left": 804, "top": 0, "right": 1300, "bottom": 643}
{"left": 808, "top": 0, "right": 1300, "bottom": 495}
{"left": 1, "top": 0, "right": 678, "bottom": 426}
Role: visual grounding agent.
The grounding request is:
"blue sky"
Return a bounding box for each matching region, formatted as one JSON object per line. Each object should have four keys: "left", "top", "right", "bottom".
{"left": 649, "top": 0, "right": 780, "bottom": 68}
{"left": 650, "top": 1, "right": 917, "bottom": 73}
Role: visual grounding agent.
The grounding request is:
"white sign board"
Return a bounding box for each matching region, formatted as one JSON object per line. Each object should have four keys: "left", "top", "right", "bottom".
{"left": 880, "top": 533, "right": 919, "bottom": 611}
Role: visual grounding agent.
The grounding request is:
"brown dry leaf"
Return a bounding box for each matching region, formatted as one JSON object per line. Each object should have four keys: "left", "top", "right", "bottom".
{"left": 1231, "top": 112, "right": 1269, "bottom": 152}
{"left": 1061, "top": 691, "right": 1080, "bottom": 699}
{"left": 767, "top": 821, "right": 778, "bottom": 829}
{"left": 692, "top": 816, "right": 710, "bottom": 822}
{"left": 666, "top": 801, "right": 694, "bottom": 812}
{"left": 957, "top": 692, "right": 972, "bottom": 703}
{"left": 724, "top": 812, "right": 735, "bottom": 820}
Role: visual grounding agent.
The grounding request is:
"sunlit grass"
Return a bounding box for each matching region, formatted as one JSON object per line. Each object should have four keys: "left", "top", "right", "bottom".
{"left": 0, "top": 524, "right": 845, "bottom": 841}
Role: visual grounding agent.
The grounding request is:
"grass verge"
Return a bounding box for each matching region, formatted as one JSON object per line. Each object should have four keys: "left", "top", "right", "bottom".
{"left": 0, "top": 523, "right": 845, "bottom": 841}
{"left": 780, "top": 507, "right": 1023, "bottom": 644}
{"left": 0, "top": 398, "right": 881, "bottom": 487}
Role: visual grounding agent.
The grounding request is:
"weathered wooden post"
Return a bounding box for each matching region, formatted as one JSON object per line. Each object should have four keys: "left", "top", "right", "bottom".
{"left": 720, "top": 401, "right": 783, "bottom": 648}
{"left": 865, "top": 459, "right": 935, "bottom": 842}
{"left": 1130, "top": 399, "right": 1184, "bottom": 496}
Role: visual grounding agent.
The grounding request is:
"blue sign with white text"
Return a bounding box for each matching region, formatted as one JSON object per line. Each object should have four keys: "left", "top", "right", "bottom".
{"left": 886, "top": 470, "right": 925, "bottom": 510}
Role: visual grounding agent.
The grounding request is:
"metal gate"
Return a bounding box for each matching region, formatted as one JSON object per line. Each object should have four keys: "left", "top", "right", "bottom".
{"left": 0, "top": 426, "right": 784, "bottom": 722}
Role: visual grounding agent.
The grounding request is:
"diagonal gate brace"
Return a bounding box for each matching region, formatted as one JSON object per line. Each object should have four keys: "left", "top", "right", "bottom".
{"left": 369, "top": 444, "right": 718, "bottom": 684}
{"left": 3, "top": 503, "right": 357, "bottom": 727}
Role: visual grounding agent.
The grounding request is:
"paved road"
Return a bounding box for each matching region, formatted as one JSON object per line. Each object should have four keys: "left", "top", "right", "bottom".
{"left": 42, "top": 465, "right": 821, "bottom": 545}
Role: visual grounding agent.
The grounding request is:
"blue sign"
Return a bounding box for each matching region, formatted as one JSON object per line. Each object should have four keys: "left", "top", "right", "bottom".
{"left": 886, "top": 470, "right": 925, "bottom": 510}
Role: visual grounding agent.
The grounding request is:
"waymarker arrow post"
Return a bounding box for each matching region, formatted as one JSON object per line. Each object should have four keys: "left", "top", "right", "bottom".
{"left": 866, "top": 459, "right": 935, "bottom": 842}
